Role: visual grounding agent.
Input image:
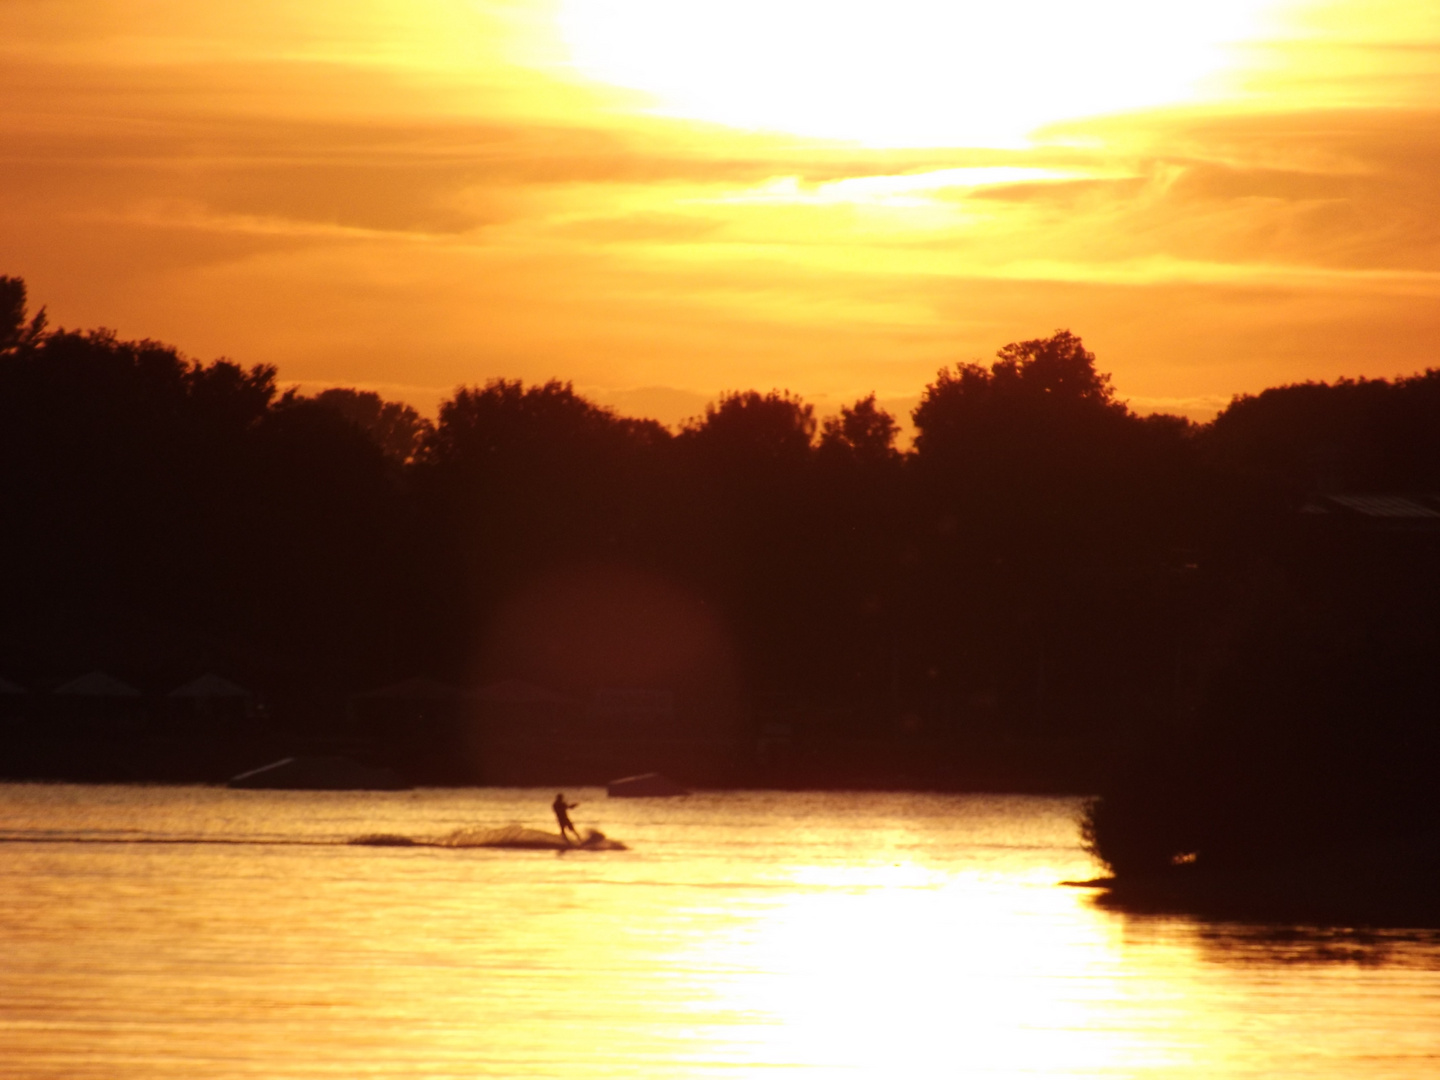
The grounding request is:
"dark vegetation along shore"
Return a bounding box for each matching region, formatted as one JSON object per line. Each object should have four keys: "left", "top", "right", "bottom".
{"left": 4, "top": 274, "right": 1440, "bottom": 921}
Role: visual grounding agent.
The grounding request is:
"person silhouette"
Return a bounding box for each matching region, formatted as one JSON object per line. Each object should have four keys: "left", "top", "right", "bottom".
{"left": 552, "top": 793, "right": 581, "bottom": 844}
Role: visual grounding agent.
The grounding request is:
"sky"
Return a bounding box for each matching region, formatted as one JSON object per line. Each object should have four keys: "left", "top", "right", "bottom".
{"left": 3, "top": 0, "right": 1440, "bottom": 426}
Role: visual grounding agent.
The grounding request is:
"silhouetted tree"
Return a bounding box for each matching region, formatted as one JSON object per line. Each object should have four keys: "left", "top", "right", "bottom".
{"left": 1085, "top": 530, "right": 1440, "bottom": 885}
{"left": 913, "top": 329, "right": 1125, "bottom": 467}
{"left": 671, "top": 391, "right": 821, "bottom": 694}
{"left": 424, "top": 378, "right": 667, "bottom": 471}
{"left": 0, "top": 289, "right": 405, "bottom": 710}
{"left": 411, "top": 379, "right": 675, "bottom": 678}
{"left": 679, "top": 390, "right": 816, "bottom": 464}
{"left": 1204, "top": 372, "right": 1440, "bottom": 495}
{"left": 310, "top": 387, "right": 432, "bottom": 464}
{"left": 808, "top": 395, "right": 909, "bottom": 713}
{"left": 906, "top": 332, "right": 1207, "bottom": 742}
{"left": 1085, "top": 372, "right": 1440, "bottom": 905}
{"left": 10, "top": 269, "right": 1440, "bottom": 807}
{"left": 819, "top": 393, "right": 900, "bottom": 464}
{"left": 910, "top": 328, "right": 1140, "bottom": 570}
{"left": 0, "top": 276, "right": 46, "bottom": 353}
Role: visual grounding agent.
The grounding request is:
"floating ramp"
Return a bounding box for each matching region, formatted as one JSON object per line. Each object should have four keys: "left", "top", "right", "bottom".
{"left": 606, "top": 772, "right": 688, "bottom": 797}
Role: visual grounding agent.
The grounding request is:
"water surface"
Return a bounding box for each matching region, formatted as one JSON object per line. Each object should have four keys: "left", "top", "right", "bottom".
{"left": 0, "top": 785, "right": 1437, "bottom": 1078}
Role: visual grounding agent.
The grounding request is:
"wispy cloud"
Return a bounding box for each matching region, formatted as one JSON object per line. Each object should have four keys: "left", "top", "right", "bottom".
{"left": 5, "top": 1, "right": 1440, "bottom": 424}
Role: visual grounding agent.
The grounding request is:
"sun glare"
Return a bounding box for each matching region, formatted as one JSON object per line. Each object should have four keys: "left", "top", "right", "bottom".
{"left": 559, "top": 0, "right": 1282, "bottom": 147}
{"left": 680, "top": 868, "right": 1171, "bottom": 1077}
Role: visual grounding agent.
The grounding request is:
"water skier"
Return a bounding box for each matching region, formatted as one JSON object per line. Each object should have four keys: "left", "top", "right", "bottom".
{"left": 552, "top": 793, "right": 582, "bottom": 844}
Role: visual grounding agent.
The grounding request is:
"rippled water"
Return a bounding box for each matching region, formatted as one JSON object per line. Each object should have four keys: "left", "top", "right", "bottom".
{"left": 0, "top": 784, "right": 1437, "bottom": 1078}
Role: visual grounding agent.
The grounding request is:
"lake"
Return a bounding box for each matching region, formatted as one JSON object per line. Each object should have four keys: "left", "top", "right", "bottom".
{"left": 0, "top": 785, "right": 1437, "bottom": 1078}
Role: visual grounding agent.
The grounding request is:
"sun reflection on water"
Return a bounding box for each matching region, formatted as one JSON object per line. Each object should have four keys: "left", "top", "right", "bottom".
{"left": 2, "top": 788, "right": 1438, "bottom": 1077}
{"left": 673, "top": 858, "right": 1183, "bottom": 1078}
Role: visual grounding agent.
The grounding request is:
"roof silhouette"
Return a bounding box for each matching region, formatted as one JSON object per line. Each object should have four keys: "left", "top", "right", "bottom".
{"left": 474, "top": 679, "right": 576, "bottom": 705}
{"left": 357, "top": 676, "right": 464, "bottom": 700}
{"left": 55, "top": 671, "right": 140, "bottom": 697}
{"left": 169, "top": 673, "right": 250, "bottom": 698}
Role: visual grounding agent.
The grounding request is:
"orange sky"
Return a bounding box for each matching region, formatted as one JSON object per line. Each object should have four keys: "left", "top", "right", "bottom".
{"left": 4, "top": 0, "right": 1440, "bottom": 425}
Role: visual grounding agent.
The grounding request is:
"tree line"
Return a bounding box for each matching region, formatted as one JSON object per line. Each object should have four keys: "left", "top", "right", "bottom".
{"left": 3, "top": 275, "right": 1439, "bottom": 808}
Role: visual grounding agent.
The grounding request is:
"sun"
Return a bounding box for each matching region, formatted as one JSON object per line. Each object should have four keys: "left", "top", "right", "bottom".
{"left": 558, "top": 0, "right": 1281, "bottom": 148}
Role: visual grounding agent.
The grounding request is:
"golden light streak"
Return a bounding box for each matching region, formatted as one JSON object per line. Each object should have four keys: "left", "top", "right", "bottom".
{"left": 708, "top": 167, "right": 1096, "bottom": 207}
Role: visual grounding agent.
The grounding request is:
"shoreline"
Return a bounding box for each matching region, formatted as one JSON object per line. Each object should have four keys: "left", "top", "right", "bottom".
{"left": 1073, "top": 836, "right": 1440, "bottom": 928}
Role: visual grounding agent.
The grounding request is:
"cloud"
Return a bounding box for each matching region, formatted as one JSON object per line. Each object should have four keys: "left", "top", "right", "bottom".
{"left": 6, "top": 1, "right": 1440, "bottom": 428}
